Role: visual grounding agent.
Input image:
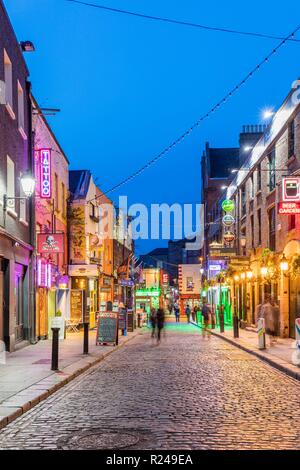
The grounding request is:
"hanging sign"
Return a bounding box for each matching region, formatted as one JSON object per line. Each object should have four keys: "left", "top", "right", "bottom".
{"left": 222, "top": 214, "right": 235, "bottom": 227}
{"left": 278, "top": 202, "right": 300, "bottom": 215}
{"left": 96, "top": 312, "right": 118, "bottom": 345}
{"left": 282, "top": 177, "right": 300, "bottom": 202}
{"left": 40, "top": 149, "right": 52, "bottom": 199}
{"left": 222, "top": 199, "right": 235, "bottom": 213}
{"left": 223, "top": 231, "right": 235, "bottom": 243}
{"left": 37, "top": 233, "right": 64, "bottom": 253}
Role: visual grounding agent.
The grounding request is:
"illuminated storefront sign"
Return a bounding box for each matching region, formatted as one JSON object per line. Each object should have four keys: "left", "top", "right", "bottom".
{"left": 40, "top": 149, "right": 51, "bottom": 199}
{"left": 135, "top": 289, "right": 161, "bottom": 297}
{"left": 278, "top": 202, "right": 300, "bottom": 214}
{"left": 222, "top": 214, "right": 235, "bottom": 227}
{"left": 222, "top": 199, "right": 235, "bottom": 213}
{"left": 223, "top": 231, "right": 235, "bottom": 243}
{"left": 37, "top": 258, "right": 53, "bottom": 288}
{"left": 37, "top": 233, "right": 64, "bottom": 253}
{"left": 282, "top": 177, "right": 300, "bottom": 202}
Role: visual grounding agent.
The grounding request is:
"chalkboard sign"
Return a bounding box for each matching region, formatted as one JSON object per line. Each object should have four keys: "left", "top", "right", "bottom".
{"left": 71, "top": 290, "right": 84, "bottom": 322}
{"left": 118, "top": 308, "right": 127, "bottom": 330}
{"left": 96, "top": 312, "right": 118, "bottom": 345}
{"left": 127, "top": 309, "right": 134, "bottom": 332}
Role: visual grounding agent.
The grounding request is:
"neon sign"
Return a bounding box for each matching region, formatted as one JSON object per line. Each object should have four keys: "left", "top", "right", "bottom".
{"left": 40, "top": 149, "right": 51, "bottom": 198}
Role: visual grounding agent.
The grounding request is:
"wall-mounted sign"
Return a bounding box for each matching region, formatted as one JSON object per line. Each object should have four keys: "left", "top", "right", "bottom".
{"left": 39, "top": 149, "right": 52, "bottom": 199}
{"left": 223, "top": 231, "right": 235, "bottom": 243}
{"left": 222, "top": 214, "right": 235, "bottom": 227}
{"left": 209, "top": 247, "right": 236, "bottom": 258}
{"left": 38, "top": 233, "right": 64, "bottom": 254}
{"left": 282, "top": 177, "right": 300, "bottom": 202}
{"left": 278, "top": 201, "right": 300, "bottom": 215}
{"left": 37, "top": 258, "right": 53, "bottom": 288}
{"left": 222, "top": 199, "right": 235, "bottom": 213}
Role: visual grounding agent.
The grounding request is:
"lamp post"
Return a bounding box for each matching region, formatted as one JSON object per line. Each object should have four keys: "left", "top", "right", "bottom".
{"left": 3, "top": 171, "right": 35, "bottom": 225}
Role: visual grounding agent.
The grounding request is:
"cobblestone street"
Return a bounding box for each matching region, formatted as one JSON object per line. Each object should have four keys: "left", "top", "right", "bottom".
{"left": 1, "top": 324, "right": 300, "bottom": 450}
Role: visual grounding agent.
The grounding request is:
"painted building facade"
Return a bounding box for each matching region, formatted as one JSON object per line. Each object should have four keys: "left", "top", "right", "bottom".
{"left": 32, "top": 97, "right": 69, "bottom": 339}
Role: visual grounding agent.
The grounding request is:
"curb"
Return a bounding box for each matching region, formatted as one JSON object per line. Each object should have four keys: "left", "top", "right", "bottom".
{"left": 190, "top": 321, "right": 300, "bottom": 382}
{"left": 0, "top": 330, "right": 141, "bottom": 431}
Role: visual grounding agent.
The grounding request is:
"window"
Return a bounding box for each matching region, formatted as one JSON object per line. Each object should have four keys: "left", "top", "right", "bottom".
{"left": 288, "top": 120, "right": 295, "bottom": 159}
{"left": 257, "top": 209, "right": 262, "bottom": 245}
{"left": 241, "top": 185, "right": 246, "bottom": 216}
{"left": 268, "top": 207, "right": 276, "bottom": 251}
{"left": 251, "top": 214, "right": 254, "bottom": 248}
{"left": 55, "top": 173, "right": 59, "bottom": 210}
{"left": 17, "top": 81, "right": 25, "bottom": 135}
{"left": 250, "top": 174, "right": 254, "bottom": 199}
{"left": 4, "top": 50, "right": 13, "bottom": 112}
{"left": 257, "top": 163, "right": 261, "bottom": 192}
{"left": 19, "top": 173, "right": 27, "bottom": 223}
{"left": 62, "top": 182, "right": 66, "bottom": 217}
{"left": 289, "top": 214, "right": 296, "bottom": 231}
{"left": 268, "top": 149, "right": 276, "bottom": 191}
{"left": 6, "top": 155, "right": 15, "bottom": 212}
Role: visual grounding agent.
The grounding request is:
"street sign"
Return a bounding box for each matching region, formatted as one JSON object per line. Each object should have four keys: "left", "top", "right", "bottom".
{"left": 278, "top": 202, "right": 300, "bottom": 214}
{"left": 222, "top": 199, "right": 235, "bottom": 213}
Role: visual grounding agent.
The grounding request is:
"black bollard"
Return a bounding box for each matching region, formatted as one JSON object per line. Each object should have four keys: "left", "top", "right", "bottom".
{"left": 219, "top": 312, "right": 225, "bottom": 333}
{"left": 233, "top": 314, "right": 239, "bottom": 338}
{"left": 51, "top": 328, "right": 60, "bottom": 371}
{"left": 83, "top": 322, "right": 89, "bottom": 355}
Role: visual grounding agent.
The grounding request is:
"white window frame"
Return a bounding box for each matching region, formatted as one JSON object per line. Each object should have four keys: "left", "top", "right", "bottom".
{"left": 4, "top": 49, "right": 15, "bottom": 120}
{"left": 17, "top": 80, "right": 26, "bottom": 140}
{"left": 19, "top": 172, "right": 28, "bottom": 226}
{"left": 6, "top": 155, "right": 17, "bottom": 217}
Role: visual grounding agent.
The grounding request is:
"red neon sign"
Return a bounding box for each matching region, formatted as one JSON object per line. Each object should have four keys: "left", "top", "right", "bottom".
{"left": 278, "top": 202, "right": 300, "bottom": 215}
{"left": 40, "top": 149, "right": 51, "bottom": 198}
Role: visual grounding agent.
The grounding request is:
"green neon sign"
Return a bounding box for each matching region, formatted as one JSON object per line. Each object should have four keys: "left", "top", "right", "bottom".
{"left": 135, "top": 289, "right": 161, "bottom": 297}
{"left": 222, "top": 199, "right": 235, "bottom": 213}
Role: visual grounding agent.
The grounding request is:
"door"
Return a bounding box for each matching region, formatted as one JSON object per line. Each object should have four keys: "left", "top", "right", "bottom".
{"left": 14, "top": 264, "right": 25, "bottom": 343}
{"left": 0, "top": 271, "right": 3, "bottom": 342}
{"left": 289, "top": 278, "right": 300, "bottom": 338}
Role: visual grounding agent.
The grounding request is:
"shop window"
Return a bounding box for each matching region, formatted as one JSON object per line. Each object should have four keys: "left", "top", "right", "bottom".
{"left": 241, "top": 185, "right": 246, "bottom": 216}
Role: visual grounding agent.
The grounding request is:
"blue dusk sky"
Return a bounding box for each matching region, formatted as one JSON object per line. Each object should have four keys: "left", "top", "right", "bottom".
{"left": 4, "top": 0, "right": 300, "bottom": 253}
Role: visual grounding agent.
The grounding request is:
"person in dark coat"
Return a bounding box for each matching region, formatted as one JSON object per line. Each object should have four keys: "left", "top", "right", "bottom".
{"left": 156, "top": 308, "right": 165, "bottom": 343}
{"left": 150, "top": 308, "right": 157, "bottom": 338}
{"left": 174, "top": 303, "right": 180, "bottom": 323}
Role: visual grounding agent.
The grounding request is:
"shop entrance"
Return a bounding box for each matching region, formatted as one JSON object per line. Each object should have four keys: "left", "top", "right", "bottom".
{"left": 14, "top": 264, "right": 25, "bottom": 343}
{"left": 289, "top": 278, "right": 300, "bottom": 339}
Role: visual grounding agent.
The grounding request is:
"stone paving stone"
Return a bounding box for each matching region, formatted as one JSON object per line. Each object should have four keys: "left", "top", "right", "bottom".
{"left": 0, "top": 324, "right": 300, "bottom": 449}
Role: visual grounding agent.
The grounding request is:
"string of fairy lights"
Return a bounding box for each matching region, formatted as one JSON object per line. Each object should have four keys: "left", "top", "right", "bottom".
{"left": 83, "top": 22, "right": 300, "bottom": 204}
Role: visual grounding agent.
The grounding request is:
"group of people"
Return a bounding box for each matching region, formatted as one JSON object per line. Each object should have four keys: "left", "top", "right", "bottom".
{"left": 149, "top": 307, "right": 165, "bottom": 343}
{"left": 174, "top": 301, "right": 213, "bottom": 338}
{"left": 255, "top": 295, "right": 280, "bottom": 347}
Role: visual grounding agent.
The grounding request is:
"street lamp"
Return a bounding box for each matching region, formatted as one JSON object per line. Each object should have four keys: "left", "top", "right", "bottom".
{"left": 280, "top": 253, "right": 289, "bottom": 275}
{"left": 262, "top": 109, "right": 275, "bottom": 120}
{"left": 3, "top": 171, "right": 35, "bottom": 214}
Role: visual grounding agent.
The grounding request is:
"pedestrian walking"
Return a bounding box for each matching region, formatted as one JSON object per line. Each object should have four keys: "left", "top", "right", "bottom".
{"left": 185, "top": 304, "right": 191, "bottom": 323}
{"left": 150, "top": 308, "right": 157, "bottom": 339}
{"left": 192, "top": 305, "right": 197, "bottom": 323}
{"left": 174, "top": 303, "right": 180, "bottom": 323}
{"left": 201, "top": 300, "right": 212, "bottom": 339}
{"left": 156, "top": 308, "right": 165, "bottom": 344}
{"left": 260, "top": 295, "right": 279, "bottom": 347}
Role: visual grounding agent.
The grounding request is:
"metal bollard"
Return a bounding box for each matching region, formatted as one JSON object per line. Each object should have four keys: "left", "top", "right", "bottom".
{"left": 219, "top": 312, "right": 225, "bottom": 333}
{"left": 51, "top": 328, "right": 60, "bottom": 371}
{"left": 257, "top": 317, "right": 266, "bottom": 349}
{"left": 233, "top": 314, "right": 239, "bottom": 338}
{"left": 83, "top": 322, "right": 89, "bottom": 355}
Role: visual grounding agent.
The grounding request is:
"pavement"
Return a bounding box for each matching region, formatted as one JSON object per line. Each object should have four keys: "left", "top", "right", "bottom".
{"left": 1, "top": 323, "right": 300, "bottom": 449}
{"left": 0, "top": 328, "right": 140, "bottom": 430}
{"left": 190, "top": 320, "right": 300, "bottom": 381}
